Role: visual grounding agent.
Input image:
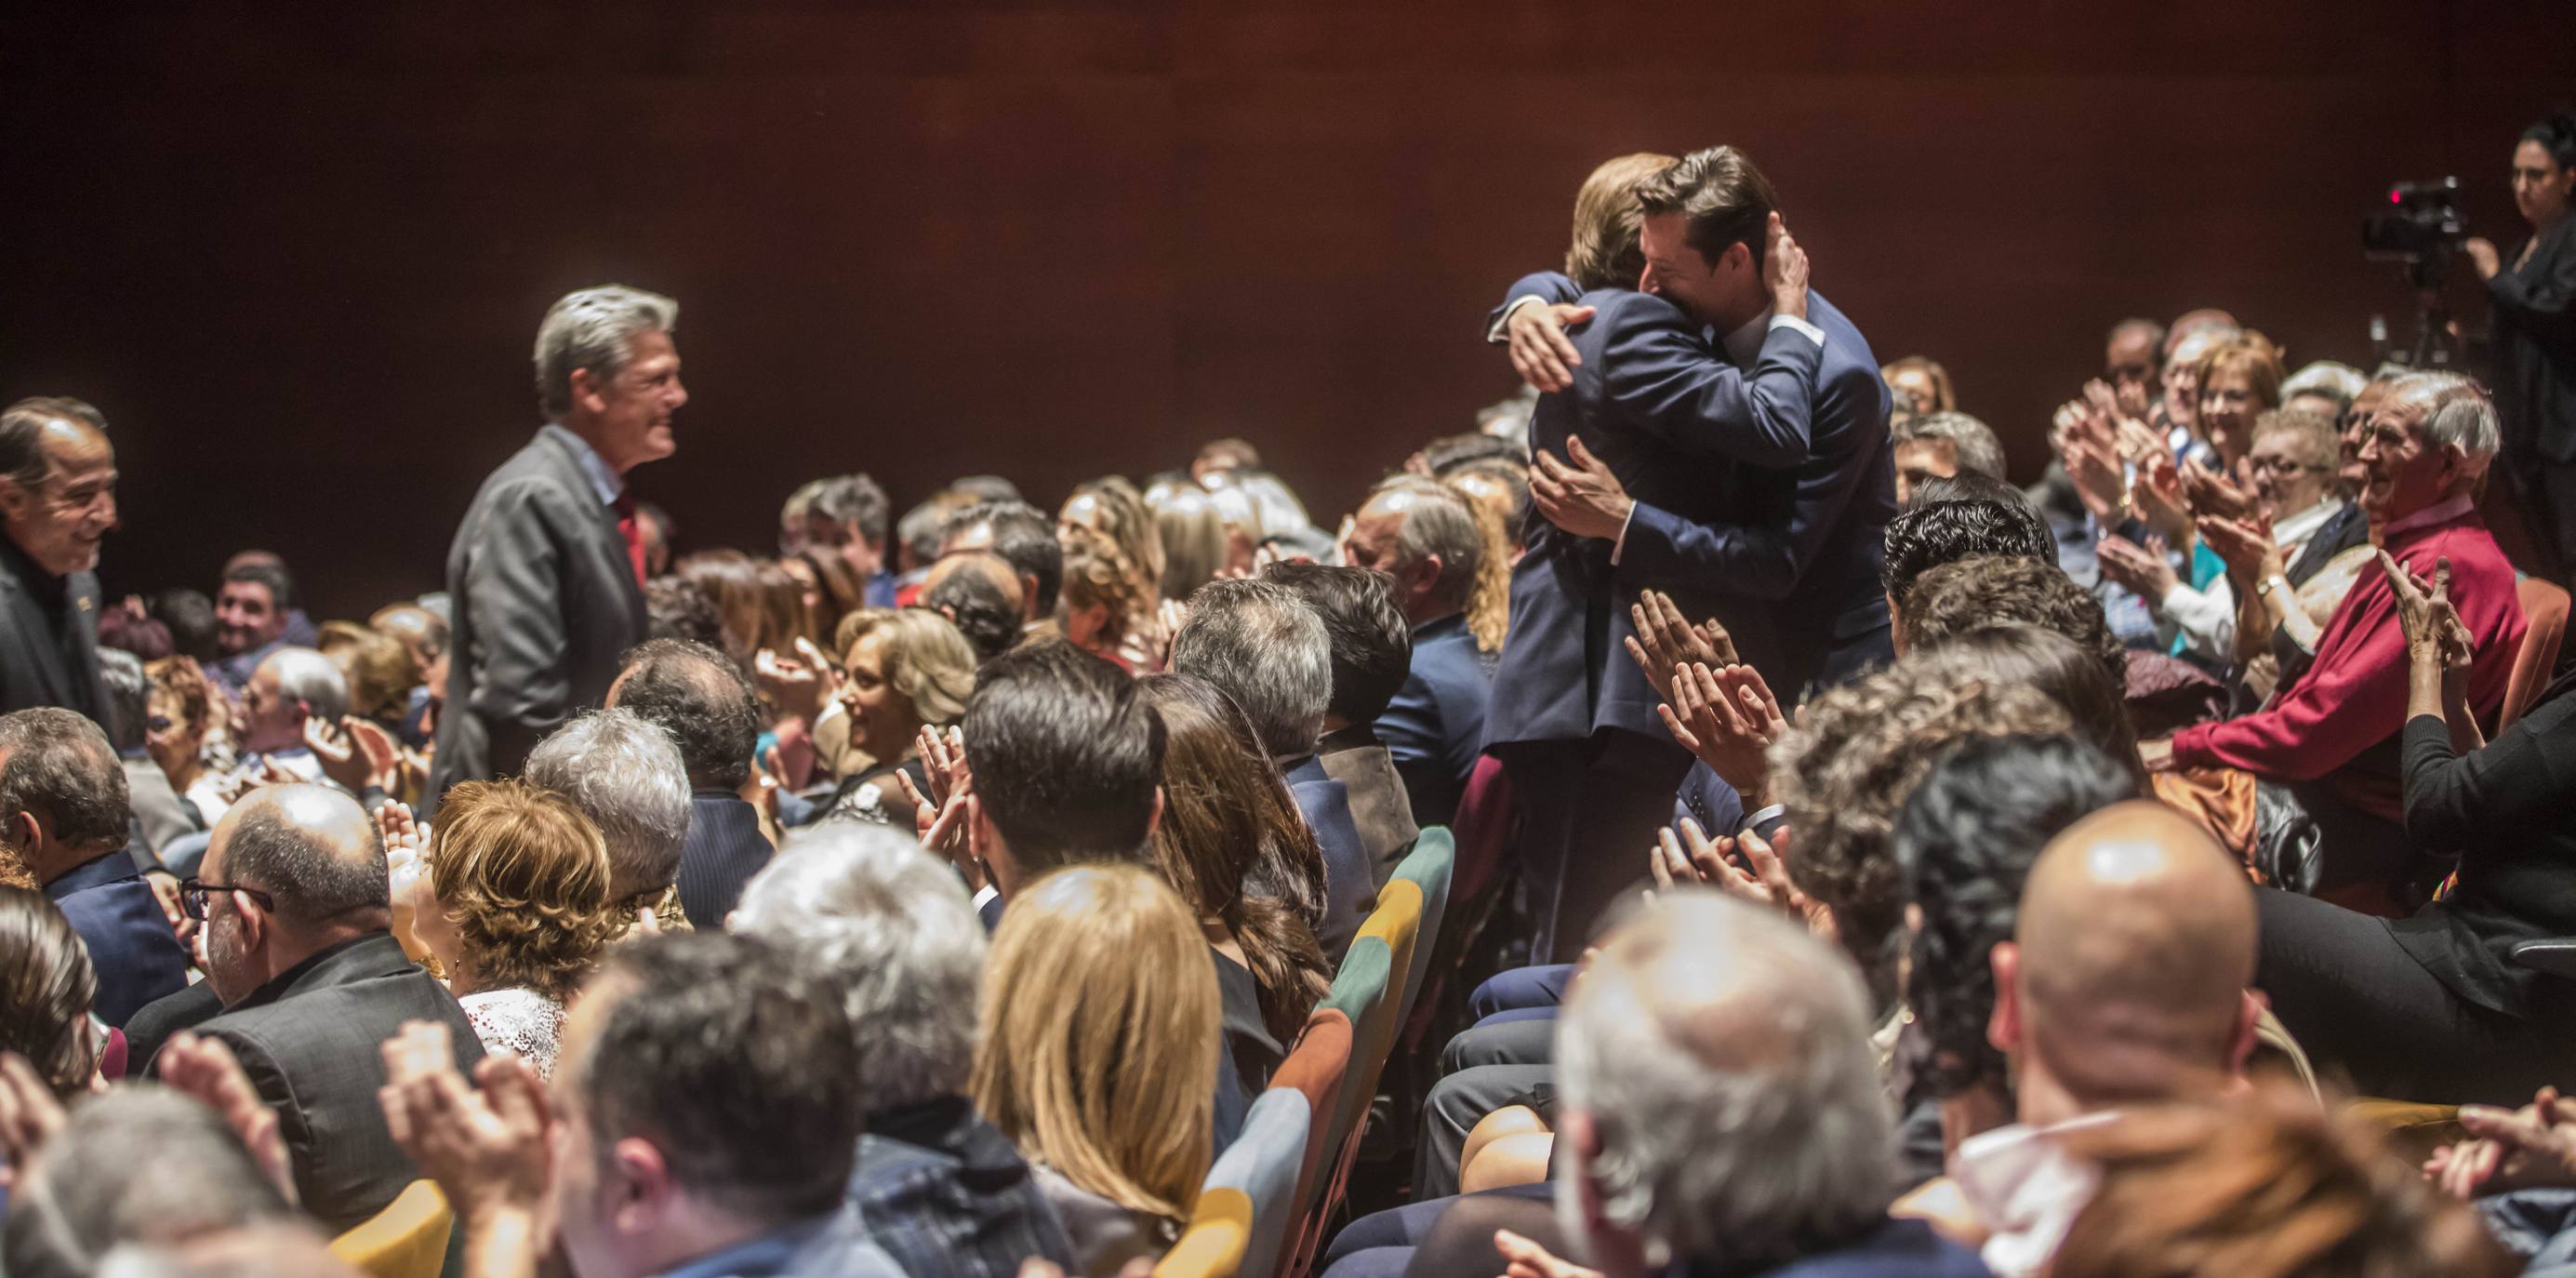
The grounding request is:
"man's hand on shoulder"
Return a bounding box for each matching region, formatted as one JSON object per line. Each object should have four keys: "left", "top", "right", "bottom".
{"left": 1506, "top": 301, "right": 1596, "bottom": 393}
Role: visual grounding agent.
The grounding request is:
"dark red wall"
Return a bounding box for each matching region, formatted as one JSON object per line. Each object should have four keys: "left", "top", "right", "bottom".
{"left": 3, "top": 1, "right": 2570, "bottom": 619}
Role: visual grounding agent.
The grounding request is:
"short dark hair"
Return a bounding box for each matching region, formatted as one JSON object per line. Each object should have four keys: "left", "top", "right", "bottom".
{"left": 1881, "top": 499, "right": 2056, "bottom": 610}
{"left": 0, "top": 708, "right": 129, "bottom": 852}
{"left": 1261, "top": 564, "right": 1412, "bottom": 726}
{"left": 1898, "top": 734, "right": 2134, "bottom": 1101}
{"left": 963, "top": 641, "right": 1165, "bottom": 870}
{"left": 99, "top": 649, "right": 149, "bottom": 752}
{"left": 218, "top": 561, "right": 296, "bottom": 614}
{"left": 574, "top": 933, "right": 860, "bottom": 1224}
{"left": 614, "top": 638, "right": 759, "bottom": 790}
{"left": 1902, "top": 555, "right": 2126, "bottom": 698}
{"left": 153, "top": 589, "right": 219, "bottom": 662}
{"left": 1422, "top": 433, "right": 1526, "bottom": 474}
{"left": 0, "top": 397, "right": 106, "bottom": 492}
{"left": 643, "top": 576, "right": 724, "bottom": 649}
{"left": 921, "top": 569, "right": 1021, "bottom": 665}
{"left": 1633, "top": 145, "right": 1783, "bottom": 272}
{"left": 223, "top": 793, "right": 390, "bottom": 923}
{"left": 942, "top": 501, "right": 1063, "bottom": 615}
{"left": 811, "top": 473, "right": 891, "bottom": 548}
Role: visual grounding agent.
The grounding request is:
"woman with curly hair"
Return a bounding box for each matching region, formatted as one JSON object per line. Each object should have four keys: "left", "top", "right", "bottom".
{"left": 1057, "top": 525, "right": 1158, "bottom": 672}
{"left": 406, "top": 779, "right": 627, "bottom": 1075}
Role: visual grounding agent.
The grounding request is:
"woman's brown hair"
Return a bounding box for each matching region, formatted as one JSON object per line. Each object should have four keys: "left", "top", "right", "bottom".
{"left": 0, "top": 888, "right": 96, "bottom": 1098}
{"left": 145, "top": 655, "right": 211, "bottom": 731}
{"left": 675, "top": 549, "right": 764, "bottom": 665}
{"left": 1136, "top": 672, "right": 1332, "bottom": 1044}
{"left": 316, "top": 620, "right": 419, "bottom": 723}
{"left": 972, "top": 864, "right": 1217, "bottom": 1226}
{"left": 2052, "top": 1085, "right": 2513, "bottom": 1278}
{"left": 429, "top": 779, "right": 629, "bottom": 1002}
{"left": 1058, "top": 525, "right": 1153, "bottom": 656}
{"left": 1066, "top": 476, "right": 1166, "bottom": 606}
{"left": 1564, "top": 153, "right": 1680, "bottom": 291}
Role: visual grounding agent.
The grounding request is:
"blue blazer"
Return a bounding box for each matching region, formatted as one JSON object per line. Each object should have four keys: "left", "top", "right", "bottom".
{"left": 46, "top": 852, "right": 189, "bottom": 1029}
{"left": 1375, "top": 615, "right": 1494, "bottom": 830}
{"left": 1486, "top": 275, "right": 1895, "bottom": 751}
{"left": 675, "top": 788, "right": 774, "bottom": 929}
{"left": 1283, "top": 753, "right": 1374, "bottom": 961}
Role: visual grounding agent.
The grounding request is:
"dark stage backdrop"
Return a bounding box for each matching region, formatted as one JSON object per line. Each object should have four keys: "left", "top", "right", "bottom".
{"left": 3, "top": 2, "right": 2571, "bottom": 619}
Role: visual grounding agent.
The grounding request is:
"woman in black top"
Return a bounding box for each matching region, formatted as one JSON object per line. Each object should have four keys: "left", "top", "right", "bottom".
{"left": 2468, "top": 110, "right": 2576, "bottom": 570}
{"left": 2251, "top": 552, "right": 2576, "bottom": 1104}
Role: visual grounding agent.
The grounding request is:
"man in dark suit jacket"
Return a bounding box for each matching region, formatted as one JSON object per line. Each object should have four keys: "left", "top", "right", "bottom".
{"left": 1344, "top": 479, "right": 1495, "bottom": 831}
{"left": 1266, "top": 564, "right": 1423, "bottom": 885}
{"left": 133, "top": 784, "right": 483, "bottom": 1232}
{"left": 1481, "top": 147, "right": 1892, "bottom": 959}
{"left": 1171, "top": 579, "right": 1374, "bottom": 958}
{"left": 0, "top": 708, "right": 189, "bottom": 1027}
{"left": 427, "top": 286, "right": 685, "bottom": 815}
{"left": 606, "top": 638, "right": 772, "bottom": 928}
{"left": 0, "top": 398, "right": 117, "bottom": 726}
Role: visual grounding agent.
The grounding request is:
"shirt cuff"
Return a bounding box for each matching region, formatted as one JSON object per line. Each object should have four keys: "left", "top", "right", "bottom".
{"left": 1487, "top": 295, "right": 1547, "bottom": 344}
{"left": 1768, "top": 314, "right": 1826, "bottom": 349}
{"left": 972, "top": 883, "right": 999, "bottom": 912}
{"left": 1740, "top": 804, "right": 1787, "bottom": 837}
{"left": 1610, "top": 502, "right": 1638, "bottom": 566}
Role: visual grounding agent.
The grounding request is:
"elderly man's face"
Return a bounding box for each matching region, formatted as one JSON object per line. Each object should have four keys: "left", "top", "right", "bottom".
{"left": 2105, "top": 330, "right": 2158, "bottom": 401}
{"left": 238, "top": 662, "right": 306, "bottom": 753}
{"left": 196, "top": 819, "right": 262, "bottom": 1005}
{"left": 2355, "top": 404, "right": 2459, "bottom": 522}
{"left": 577, "top": 329, "right": 686, "bottom": 473}
{"left": 215, "top": 580, "right": 285, "bottom": 656}
{"left": 0, "top": 421, "right": 117, "bottom": 578}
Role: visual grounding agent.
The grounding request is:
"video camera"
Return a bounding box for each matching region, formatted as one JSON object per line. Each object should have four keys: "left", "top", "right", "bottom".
{"left": 2362, "top": 177, "right": 2465, "bottom": 264}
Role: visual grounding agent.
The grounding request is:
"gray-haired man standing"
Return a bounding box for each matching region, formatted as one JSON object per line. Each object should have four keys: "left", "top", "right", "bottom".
{"left": 427, "top": 285, "right": 686, "bottom": 813}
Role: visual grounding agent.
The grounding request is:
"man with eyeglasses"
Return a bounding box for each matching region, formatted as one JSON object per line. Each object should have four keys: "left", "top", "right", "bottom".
{"left": 127, "top": 782, "right": 484, "bottom": 1231}
{"left": 0, "top": 397, "right": 119, "bottom": 726}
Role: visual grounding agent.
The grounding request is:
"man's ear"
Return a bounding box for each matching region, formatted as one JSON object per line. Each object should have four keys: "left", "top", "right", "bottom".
{"left": 2227, "top": 989, "right": 2264, "bottom": 1074}
{"left": 232, "top": 889, "right": 270, "bottom": 952}
{"left": 610, "top": 1137, "right": 673, "bottom": 1233}
{"left": 1411, "top": 554, "right": 1444, "bottom": 599}
{"left": 1987, "top": 940, "right": 2023, "bottom": 1054}
{"left": 567, "top": 366, "right": 609, "bottom": 417}
{"left": 967, "top": 796, "right": 1014, "bottom": 900}
{"left": 2, "top": 809, "right": 39, "bottom": 856}
{"left": 0, "top": 478, "right": 27, "bottom": 521}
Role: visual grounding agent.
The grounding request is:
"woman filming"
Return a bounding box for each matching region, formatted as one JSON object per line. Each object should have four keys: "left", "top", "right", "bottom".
{"left": 2465, "top": 109, "right": 2576, "bottom": 569}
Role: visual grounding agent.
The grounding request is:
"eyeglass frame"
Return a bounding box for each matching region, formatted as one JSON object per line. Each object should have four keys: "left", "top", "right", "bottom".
{"left": 178, "top": 877, "right": 274, "bottom": 922}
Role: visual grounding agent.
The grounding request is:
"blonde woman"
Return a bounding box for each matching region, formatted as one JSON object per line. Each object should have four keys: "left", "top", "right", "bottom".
{"left": 973, "top": 864, "right": 1218, "bottom": 1276}
{"left": 823, "top": 607, "right": 977, "bottom": 824}
{"left": 406, "top": 779, "right": 628, "bottom": 1076}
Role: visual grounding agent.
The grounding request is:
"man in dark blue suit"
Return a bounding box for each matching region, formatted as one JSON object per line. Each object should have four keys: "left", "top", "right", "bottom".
{"left": 1482, "top": 147, "right": 1894, "bottom": 959}
{"left": 0, "top": 708, "right": 188, "bottom": 1028}
{"left": 607, "top": 638, "right": 772, "bottom": 929}
{"left": 1344, "top": 477, "right": 1495, "bottom": 831}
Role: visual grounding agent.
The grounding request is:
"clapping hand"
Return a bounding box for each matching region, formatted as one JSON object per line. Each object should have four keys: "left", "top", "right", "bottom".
{"left": 1656, "top": 661, "right": 1786, "bottom": 807}
{"left": 161, "top": 1032, "right": 296, "bottom": 1204}
{"left": 2379, "top": 552, "right": 2475, "bottom": 674}
{"left": 2096, "top": 534, "right": 2180, "bottom": 603}
{"left": 753, "top": 636, "right": 839, "bottom": 725}
{"left": 895, "top": 726, "right": 982, "bottom": 885}
{"left": 2427, "top": 1086, "right": 2576, "bottom": 1198}
{"left": 1495, "top": 1229, "right": 1605, "bottom": 1278}
{"left": 2196, "top": 513, "right": 2281, "bottom": 586}
{"left": 0, "top": 1054, "right": 66, "bottom": 1191}
{"left": 1505, "top": 301, "right": 1597, "bottom": 393}
{"left": 2181, "top": 455, "right": 2258, "bottom": 525}
{"left": 306, "top": 714, "right": 404, "bottom": 796}
{"left": 1624, "top": 591, "right": 1736, "bottom": 704}
{"left": 378, "top": 1020, "right": 552, "bottom": 1220}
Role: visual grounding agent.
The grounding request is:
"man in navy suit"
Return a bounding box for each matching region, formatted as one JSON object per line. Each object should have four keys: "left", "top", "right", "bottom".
{"left": 608, "top": 639, "right": 770, "bottom": 929}
{"left": 0, "top": 708, "right": 188, "bottom": 1028}
{"left": 1482, "top": 147, "right": 1894, "bottom": 959}
{"left": 1344, "top": 477, "right": 1495, "bottom": 832}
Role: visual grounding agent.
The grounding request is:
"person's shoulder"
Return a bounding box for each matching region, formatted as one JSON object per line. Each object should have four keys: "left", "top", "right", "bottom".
{"left": 1580, "top": 287, "right": 1693, "bottom": 335}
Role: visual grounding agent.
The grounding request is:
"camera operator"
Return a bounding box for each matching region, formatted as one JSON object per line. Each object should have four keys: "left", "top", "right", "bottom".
{"left": 2464, "top": 110, "right": 2576, "bottom": 572}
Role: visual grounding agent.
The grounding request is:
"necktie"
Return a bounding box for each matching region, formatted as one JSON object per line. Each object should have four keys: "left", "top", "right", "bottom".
{"left": 612, "top": 491, "right": 648, "bottom": 588}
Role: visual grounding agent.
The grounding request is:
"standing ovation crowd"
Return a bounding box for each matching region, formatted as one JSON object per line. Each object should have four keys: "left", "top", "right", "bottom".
{"left": 2, "top": 114, "right": 2576, "bottom": 1278}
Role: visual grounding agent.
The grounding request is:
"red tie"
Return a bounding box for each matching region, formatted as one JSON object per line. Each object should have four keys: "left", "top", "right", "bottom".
{"left": 612, "top": 491, "right": 648, "bottom": 588}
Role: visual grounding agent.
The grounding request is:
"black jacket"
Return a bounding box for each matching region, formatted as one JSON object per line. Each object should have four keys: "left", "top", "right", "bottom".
{"left": 2489, "top": 216, "right": 2576, "bottom": 464}
{"left": 142, "top": 933, "right": 485, "bottom": 1231}
{"left": 0, "top": 533, "right": 107, "bottom": 726}
{"left": 426, "top": 426, "right": 645, "bottom": 811}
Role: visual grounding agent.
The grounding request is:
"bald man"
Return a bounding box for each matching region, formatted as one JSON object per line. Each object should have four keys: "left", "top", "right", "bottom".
{"left": 134, "top": 784, "right": 484, "bottom": 1231}
{"left": 1931, "top": 801, "right": 2261, "bottom": 1275}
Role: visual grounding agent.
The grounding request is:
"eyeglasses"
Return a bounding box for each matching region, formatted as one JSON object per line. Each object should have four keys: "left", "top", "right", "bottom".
{"left": 2248, "top": 456, "right": 2331, "bottom": 478}
{"left": 178, "top": 878, "right": 273, "bottom": 922}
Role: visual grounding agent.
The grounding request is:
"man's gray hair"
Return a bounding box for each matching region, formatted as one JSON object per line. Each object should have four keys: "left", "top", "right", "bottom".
{"left": 524, "top": 709, "right": 691, "bottom": 902}
{"left": 1374, "top": 477, "right": 1483, "bottom": 616}
{"left": 259, "top": 647, "right": 347, "bottom": 725}
{"left": 730, "top": 823, "right": 987, "bottom": 1110}
{"left": 0, "top": 397, "right": 107, "bottom": 493}
{"left": 1892, "top": 411, "right": 2007, "bottom": 482}
{"left": 533, "top": 285, "right": 680, "bottom": 418}
{"left": 1556, "top": 892, "right": 1893, "bottom": 1271}
{"left": 1168, "top": 578, "right": 1331, "bottom": 758}
{"left": 2281, "top": 360, "right": 2368, "bottom": 412}
{"left": 2385, "top": 371, "right": 2502, "bottom": 466}
{"left": 4, "top": 1085, "right": 296, "bottom": 1277}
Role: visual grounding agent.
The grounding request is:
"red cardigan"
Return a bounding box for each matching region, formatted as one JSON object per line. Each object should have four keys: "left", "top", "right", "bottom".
{"left": 2169, "top": 507, "right": 2527, "bottom": 822}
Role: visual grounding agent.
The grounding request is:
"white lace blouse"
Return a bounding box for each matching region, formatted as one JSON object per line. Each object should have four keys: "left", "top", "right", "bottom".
{"left": 458, "top": 987, "right": 567, "bottom": 1078}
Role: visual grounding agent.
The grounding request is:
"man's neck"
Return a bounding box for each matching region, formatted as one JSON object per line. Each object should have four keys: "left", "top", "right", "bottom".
{"left": 631, "top": 1206, "right": 806, "bottom": 1278}
{"left": 1407, "top": 605, "right": 1462, "bottom": 632}
{"left": 235, "top": 924, "right": 385, "bottom": 1005}
{"left": 551, "top": 417, "right": 631, "bottom": 478}
{"left": 30, "top": 843, "right": 116, "bottom": 888}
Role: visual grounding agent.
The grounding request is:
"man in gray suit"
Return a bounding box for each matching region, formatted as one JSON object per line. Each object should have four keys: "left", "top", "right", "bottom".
{"left": 426, "top": 285, "right": 686, "bottom": 814}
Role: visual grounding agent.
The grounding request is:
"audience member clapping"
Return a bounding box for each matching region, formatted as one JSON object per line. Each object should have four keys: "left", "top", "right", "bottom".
{"left": 817, "top": 607, "right": 976, "bottom": 825}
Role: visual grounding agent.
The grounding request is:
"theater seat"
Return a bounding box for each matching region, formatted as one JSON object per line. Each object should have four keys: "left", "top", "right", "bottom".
{"left": 328, "top": 1180, "right": 452, "bottom": 1278}
{"left": 2503, "top": 576, "right": 2570, "bottom": 731}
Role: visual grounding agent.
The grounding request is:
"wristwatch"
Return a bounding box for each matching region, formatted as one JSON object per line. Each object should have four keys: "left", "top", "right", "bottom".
{"left": 2254, "top": 574, "right": 2292, "bottom": 600}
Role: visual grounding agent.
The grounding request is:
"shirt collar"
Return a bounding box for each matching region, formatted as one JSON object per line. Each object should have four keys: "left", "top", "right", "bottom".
{"left": 2270, "top": 497, "right": 2346, "bottom": 548}
{"left": 1953, "top": 1114, "right": 2116, "bottom": 1278}
{"left": 649, "top": 1215, "right": 837, "bottom": 1278}
{"left": 2381, "top": 494, "right": 2476, "bottom": 539}
{"left": 1720, "top": 309, "right": 1775, "bottom": 371}
{"left": 44, "top": 850, "right": 134, "bottom": 899}
{"left": 541, "top": 423, "right": 624, "bottom": 507}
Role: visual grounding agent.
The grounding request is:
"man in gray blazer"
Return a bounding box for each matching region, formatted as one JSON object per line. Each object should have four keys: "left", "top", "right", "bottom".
{"left": 426, "top": 285, "right": 686, "bottom": 814}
